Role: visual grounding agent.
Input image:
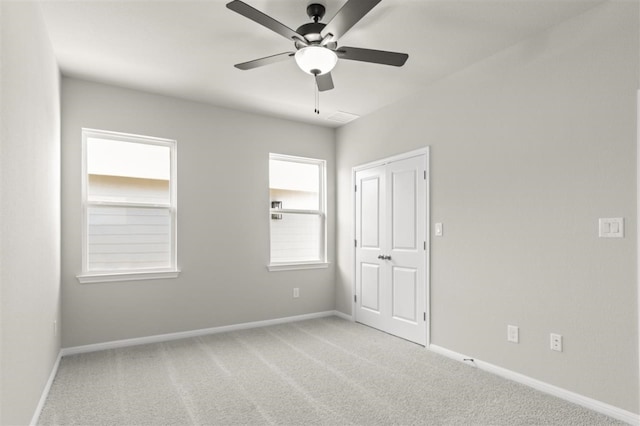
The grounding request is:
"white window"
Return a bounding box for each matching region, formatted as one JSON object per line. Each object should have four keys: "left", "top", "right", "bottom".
{"left": 78, "top": 129, "right": 178, "bottom": 283}
{"left": 268, "top": 154, "right": 327, "bottom": 271}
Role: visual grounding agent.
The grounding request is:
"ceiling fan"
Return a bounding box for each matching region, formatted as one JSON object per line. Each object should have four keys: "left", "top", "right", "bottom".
{"left": 226, "top": 0, "right": 409, "bottom": 92}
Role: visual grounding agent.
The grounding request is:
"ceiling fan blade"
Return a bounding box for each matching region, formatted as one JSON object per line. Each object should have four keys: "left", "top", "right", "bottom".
{"left": 337, "top": 46, "right": 408, "bottom": 67}
{"left": 234, "top": 52, "right": 295, "bottom": 70}
{"left": 321, "top": 0, "right": 381, "bottom": 41}
{"left": 315, "top": 72, "right": 334, "bottom": 92}
{"left": 226, "top": 0, "right": 300, "bottom": 42}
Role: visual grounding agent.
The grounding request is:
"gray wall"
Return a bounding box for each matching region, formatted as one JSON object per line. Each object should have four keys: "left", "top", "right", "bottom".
{"left": 0, "top": 2, "right": 61, "bottom": 424}
{"left": 61, "top": 78, "right": 336, "bottom": 348}
{"left": 336, "top": 1, "right": 638, "bottom": 414}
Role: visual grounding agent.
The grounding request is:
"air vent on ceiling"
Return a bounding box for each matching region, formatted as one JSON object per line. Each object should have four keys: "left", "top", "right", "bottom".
{"left": 326, "top": 111, "right": 360, "bottom": 124}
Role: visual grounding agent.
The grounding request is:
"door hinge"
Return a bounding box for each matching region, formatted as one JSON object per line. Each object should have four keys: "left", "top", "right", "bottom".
{"left": 354, "top": 295, "right": 357, "bottom": 303}
{"left": 423, "top": 241, "right": 426, "bottom": 250}
{"left": 424, "top": 170, "right": 427, "bottom": 180}
{"left": 355, "top": 239, "right": 357, "bottom": 247}
{"left": 423, "top": 312, "right": 426, "bottom": 321}
{"left": 355, "top": 185, "right": 357, "bottom": 192}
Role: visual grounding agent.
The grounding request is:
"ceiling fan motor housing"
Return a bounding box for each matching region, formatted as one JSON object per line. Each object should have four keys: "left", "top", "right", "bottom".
{"left": 295, "top": 22, "right": 337, "bottom": 50}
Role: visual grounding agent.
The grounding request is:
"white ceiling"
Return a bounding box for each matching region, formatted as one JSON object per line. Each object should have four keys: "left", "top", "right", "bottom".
{"left": 39, "top": 0, "right": 603, "bottom": 127}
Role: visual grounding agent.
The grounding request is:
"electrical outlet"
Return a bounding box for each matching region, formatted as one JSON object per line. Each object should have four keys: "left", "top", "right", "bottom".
{"left": 550, "top": 333, "right": 563, "bottom": 352}
{"left": 507, "top": 325, "right": 519, "bottom": 343}
{"left": 293, "top": 288, "right": 299, "bottom": 298}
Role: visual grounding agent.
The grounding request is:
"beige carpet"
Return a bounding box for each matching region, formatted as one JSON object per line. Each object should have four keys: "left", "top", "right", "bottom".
{"left": 38, "top": 316, "right": 624, "bottom": 425}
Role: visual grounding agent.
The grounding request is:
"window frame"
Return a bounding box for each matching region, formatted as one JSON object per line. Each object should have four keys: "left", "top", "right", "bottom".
{"left": 268, "top": 153, "right": 328, "bottom": 272}
{"left": 77, "top": 128, "right": 179, "bottom": 283}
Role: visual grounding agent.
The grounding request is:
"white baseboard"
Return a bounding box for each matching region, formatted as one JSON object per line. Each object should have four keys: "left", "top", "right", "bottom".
{"left": 30, "top": 350, "right": 62, "bottom": 426}
{"left": 332, "top": 310, "right": 354, "bottom": 321}
{"left": 429, "top": 344, "right": 639, "bottom": 425}
{"left": 61, "top": 310, "right": 342, "bottom": 356}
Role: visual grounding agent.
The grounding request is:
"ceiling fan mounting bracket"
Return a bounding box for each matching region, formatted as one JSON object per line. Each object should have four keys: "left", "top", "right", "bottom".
{"left": 306, "top": 3, "right": 326, "bottom": 23}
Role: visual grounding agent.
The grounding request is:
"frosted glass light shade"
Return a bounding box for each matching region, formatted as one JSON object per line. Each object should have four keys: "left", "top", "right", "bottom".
{"left": 294, "top": 46, "right": 338, "bottom": 75}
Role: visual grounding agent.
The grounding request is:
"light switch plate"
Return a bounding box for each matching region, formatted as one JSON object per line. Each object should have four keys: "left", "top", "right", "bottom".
{"left": 434, "top": 223, "right": 443, "bottom": 237}
{"left": 599, "top": 218, "right": 624, "bottom": 238}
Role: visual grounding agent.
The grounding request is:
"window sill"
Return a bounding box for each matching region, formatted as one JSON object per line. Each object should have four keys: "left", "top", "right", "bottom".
{"left": 77, "top": 269, "right": 180, "bottom": 284}
{"left": 267, "top": 262, "right": 329, "bottom": 272}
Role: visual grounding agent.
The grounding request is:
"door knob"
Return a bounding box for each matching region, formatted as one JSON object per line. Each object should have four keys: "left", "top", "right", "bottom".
{"left": 378, "top": 255, "right": 392, "bottom": 260}
{"left": 378, "top": 255, "right": 385, "bottom": 260}
{"left": 384, "top": 255, "right": 392, "bottom": 260}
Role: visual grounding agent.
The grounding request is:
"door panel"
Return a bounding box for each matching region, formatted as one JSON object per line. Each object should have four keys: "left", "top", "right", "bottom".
{"left": 392, "top": 169, "right": 417, "bottom": 250}
{"left": 355, "top": 165, "right": 386, "bottom": 330}
{"left": 355, "top": 152, "right": 427, "bottom": 346}
{"left": 392, "top": 267, "right": 417, "bottom": 322}
{"left": 360, "top": 177, "right": 381, "bottom": 248}
{"left": 361, "top": 263, "right": 381, "bottom": 312}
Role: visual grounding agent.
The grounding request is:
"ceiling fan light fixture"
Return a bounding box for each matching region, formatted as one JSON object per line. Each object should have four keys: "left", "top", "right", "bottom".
{"left": 294, "top": 46, "right": 338, "bottom": 75}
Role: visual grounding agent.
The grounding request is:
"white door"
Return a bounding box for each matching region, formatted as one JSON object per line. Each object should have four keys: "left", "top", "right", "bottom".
{"left": 355, "top": 152, "right": 427, "bottom": 345}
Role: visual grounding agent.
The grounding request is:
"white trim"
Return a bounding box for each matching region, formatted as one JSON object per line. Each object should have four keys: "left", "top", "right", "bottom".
{"left": 637, "top": 90, "right": 640, "bottom": 423}
{"left": 30, "top": 351, "right": 62, "bottom": 426}
{"left": 61, "top": 311, "right": 341, "bottom": 356}
{"left": 424, "top": 148, "right": 431, "bottom": 347}
{"left": 81, "top": 128, "right": 178, "bottom": 277}
{"left": 333, "top": 310, "right": 354, "bottom": 321}
{"left": 268, "top": 153, "right": 327, "bottom": 265}
{"left": 82, "top": 127, "right": 175, "bottom": 147}
{"left": 351, "top": 147, "right": 430, "bottom": 347}
{"left": 429, "top": 344, "right": 640, "bottom": 425}
{"left": 352, "top": 147, "right": 429, "bottom": 173}
{"left": 269, "top": 153, "right": 325, "bottom": 166}
{"left": 270, "top": 209, "right": 323, "bottom": 215}
{"left": 88, "top": 200, "right": 171, "bottom": 208}
{"left": 267, "top": 262, "right": 329, "bottom": 272}
{"left": 77, "top": 269, "right": 180, "bottom": 283}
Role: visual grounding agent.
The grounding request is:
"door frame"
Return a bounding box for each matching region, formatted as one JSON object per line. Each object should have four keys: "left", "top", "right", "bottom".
{"left": 351, "top": 147, "right": 431, "bottom": 347}
{"left": 636, "top": 90, "right": 639, "bottom": 397}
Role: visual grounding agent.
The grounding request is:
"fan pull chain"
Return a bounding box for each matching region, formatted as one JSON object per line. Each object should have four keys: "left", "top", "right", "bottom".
{"left": 314, "top": 82, "right": 320, "bottom": 115}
